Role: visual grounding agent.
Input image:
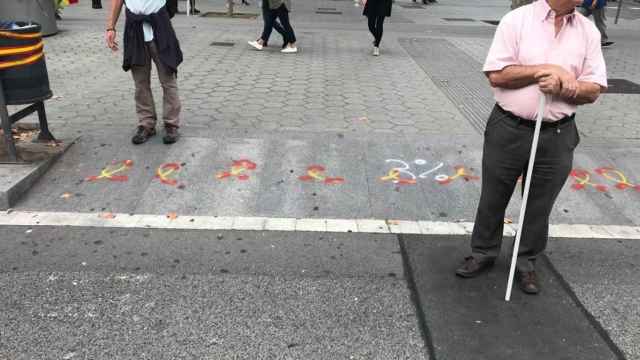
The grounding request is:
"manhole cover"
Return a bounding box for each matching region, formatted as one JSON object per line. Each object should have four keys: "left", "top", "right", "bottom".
{"left": 316, "top": 10, "right": 342, "bottom": 14}
{"left": 605, "top": 79, "right": 640, "bottom": 94}
{"left": 399, "top": 3, "right": 424, "bottom": 8}
{"left": 442, "top": 17, "right": 475, "bottom": 21}
{"left": 210, "top": 41, "right": 235, "bottom": 47}
{"left": 482, "top": 20, "right": 500, "bottom": 25}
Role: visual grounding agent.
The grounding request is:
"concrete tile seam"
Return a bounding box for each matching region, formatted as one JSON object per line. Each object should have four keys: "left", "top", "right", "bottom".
{"left": 1, "top": 211, "right": 639, "bottom": 240}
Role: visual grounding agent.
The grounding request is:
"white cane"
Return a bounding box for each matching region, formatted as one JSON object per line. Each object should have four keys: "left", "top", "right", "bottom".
{"left": 505, "top": 93, "right": 547, "bottom": 302}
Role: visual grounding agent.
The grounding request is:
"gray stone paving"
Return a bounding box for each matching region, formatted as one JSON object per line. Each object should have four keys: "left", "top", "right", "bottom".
{"left": 14, "top": 0, "right": 638, "bottom": 142}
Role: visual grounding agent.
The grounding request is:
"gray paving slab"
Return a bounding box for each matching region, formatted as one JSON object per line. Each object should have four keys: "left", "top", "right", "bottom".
{"left": 14, "top": 134, "right": 170, "bottom": 214}
{"left": 548, "top": 238, "right": 640, "bottom": 360}
{"left": 252, "top": 136, "right": 373, "bottom": 219}
{"left": 401, "top": 235, "right": 623, "bottom": 360}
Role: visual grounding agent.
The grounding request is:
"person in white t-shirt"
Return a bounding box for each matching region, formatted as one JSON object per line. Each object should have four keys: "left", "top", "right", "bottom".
{"left": 106, "top": 0, "right": 183, "bottom": 145}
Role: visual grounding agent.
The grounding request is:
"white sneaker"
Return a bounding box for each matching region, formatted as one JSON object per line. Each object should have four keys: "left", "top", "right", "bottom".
{"left": 281, "top": 46, "right": 298, "bottom": 53}
{"left": 373, "top": 47, "right": 380, "bottom": 56}
{"left": 248, "top": 40, "right": 263, "bottom": 50}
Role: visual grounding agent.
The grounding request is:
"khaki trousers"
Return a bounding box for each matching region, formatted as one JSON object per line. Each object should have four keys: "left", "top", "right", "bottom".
{"left": 131, "top": 41, "right": 181, "bottom": 129}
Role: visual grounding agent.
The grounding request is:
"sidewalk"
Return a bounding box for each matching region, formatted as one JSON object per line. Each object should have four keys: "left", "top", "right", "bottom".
{"left": 1, "top": 0, "right": 639, "bottom": 358}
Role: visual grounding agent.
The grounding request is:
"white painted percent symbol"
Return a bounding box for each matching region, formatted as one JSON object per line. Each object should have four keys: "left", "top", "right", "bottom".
{"left": 384, "top": 159, "right": 444, "bottom": 184}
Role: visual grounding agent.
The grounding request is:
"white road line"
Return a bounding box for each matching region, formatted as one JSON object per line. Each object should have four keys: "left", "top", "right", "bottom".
{"left": 1, "top": 210, "right": 639, "bottom": 239}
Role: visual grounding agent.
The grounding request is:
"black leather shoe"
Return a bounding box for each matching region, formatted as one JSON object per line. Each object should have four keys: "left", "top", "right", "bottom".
{"left": 455, "top": 256, "right": 495, "bottom": 278}
{"left": 132, "top": 126, "right": 156, "bottom": 145}
{"left": 517, "top": 270, "right": 540, "bottom": 295}
{"left": 163, "top": 126, "right": 180, "bottom": 144}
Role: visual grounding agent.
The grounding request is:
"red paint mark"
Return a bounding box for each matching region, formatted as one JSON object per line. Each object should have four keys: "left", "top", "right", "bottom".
{"left": 299, "top": 165, "right": 345, "bottom": 185}
{"left": 216, "top": 159, "right": 257, "bottom": 181}
{"left": 595, "top": 167, "right": 640, "bottom": 192}
{"left": 86, "top": 160, "right": 133, "bottom": 182}
{"left": 569, "top": 169, "right": 608, "bottom": 192}
{"left": 155, "top": 163, "right": 181, "bottom": 186}
{"left": 435, "top": 165, "right": 479, "bottom": 185}
{"left": 380, "top": 169, "right": 416, "bottom": 185}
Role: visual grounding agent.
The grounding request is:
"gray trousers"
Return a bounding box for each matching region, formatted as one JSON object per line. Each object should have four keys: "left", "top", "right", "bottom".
{"left": 471, "top": 106, "right": 579, "bottom": 271}
{"left": 579, "top": 6, "right": 609, "bottom": 43}
{"left": 131, "top": 41, "right": 181, "bottom": 129}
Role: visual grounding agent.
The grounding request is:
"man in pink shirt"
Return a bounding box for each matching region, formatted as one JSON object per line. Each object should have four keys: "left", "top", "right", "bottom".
{"left": 455, "top": 0, "right": 607, "bottom": 294}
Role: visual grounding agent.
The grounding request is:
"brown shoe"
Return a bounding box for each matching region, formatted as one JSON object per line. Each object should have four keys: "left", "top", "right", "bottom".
{"left": 517, "top": 270, "right": 540, "bottom": 295}
{"left": 163, "top": 126, "right": 180, "bottom": 145}
{"left": 132, "top": 126, "right": 156, "bottom": 145}
{"left": 455, "top": 256, "right": 495, "bottom": 278}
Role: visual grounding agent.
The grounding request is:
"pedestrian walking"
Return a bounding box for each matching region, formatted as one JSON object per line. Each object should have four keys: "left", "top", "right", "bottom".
{"left": 362, "top": 0, "right": 391, "bottom": 56}
{"left": 578, "top": 0, "right": 614, "bottom": 47}
{"left": 455, "top": 0, "right": 607, "bottom": 295}
{"left": 105, "top": 0, "right": 184, "bottom": 145}
{"left": 187, "top": 0, "right": 200, "bottom": 15}
{"left": 248, "top": 0, "right": 287, "bottom": 49}
{"left": 93, "top": 0, "right": 103, "bottom": 9}
{"left": 248, "top": 0, "right": 297, "bottom": 53}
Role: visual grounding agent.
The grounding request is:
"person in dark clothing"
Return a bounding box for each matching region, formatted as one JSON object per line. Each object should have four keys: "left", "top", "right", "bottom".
{"left": 106, "top": 0, "right": 184, "bottom": 145}
{"left": 187, "top": 0, "right": 200, "bottom": 15}
{"left": 249, "top": 0, "right": 286, "bottom": 48}
{"left": 578, "top": 0, "right": 614, "bottom": 47}
{"left": 363, "top": 0, "right": 391, "bottom": 56}
{"left": 93, "top": 0, "right": 103, "bottom": 9}
{"left": 248, "top": 0, "right": 297, "bottom": 53}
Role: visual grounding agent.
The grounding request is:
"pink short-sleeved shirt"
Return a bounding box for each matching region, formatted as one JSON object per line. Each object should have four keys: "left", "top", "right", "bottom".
{"left": 483, "top": 0, "right": 608, "bottom": 121}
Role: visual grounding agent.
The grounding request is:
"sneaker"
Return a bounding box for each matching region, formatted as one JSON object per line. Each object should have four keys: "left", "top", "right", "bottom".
{"left": 248, "top": 40, "right": 264, "bottom": 50}
{"left": 163, "top": 126, "right": 180, "bottom": 145}
{"left": 132, "top": 126, "right": 156, "bottom": 145}
{"left": 281, "top": 45, "right": 298, "bottom": 53}
{"left": 373, "top": 47, "right": 380, "bottom": 56}
{"left": 601, "top": 41, "right": 615, "bottom": 48}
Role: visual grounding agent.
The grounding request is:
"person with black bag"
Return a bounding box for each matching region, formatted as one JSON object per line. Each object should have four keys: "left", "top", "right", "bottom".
{"left": 362, "top": 0, "right": 391, "bottom": 56}
{"left": 105, "top": 0, "right": 184, "bottom": 145}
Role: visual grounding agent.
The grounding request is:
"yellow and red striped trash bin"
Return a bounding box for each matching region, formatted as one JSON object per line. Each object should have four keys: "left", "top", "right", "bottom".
{"left": 0, "top": 23, "right": 53, "bottom": 105}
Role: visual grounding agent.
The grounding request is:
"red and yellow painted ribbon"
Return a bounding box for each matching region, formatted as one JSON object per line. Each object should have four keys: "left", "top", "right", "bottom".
{"left": 595, "top": 167, "right": 640, "bottom": 191}
{"left": 216, "top": 159, "right": 257, "bottom": 181}
{"left": 435, "top": 165, "right": 479, "bottom": 185}
{"left": 155, "top": 163, "right": 181, "bottom": 186}
{"left": 569, "top": 169, "right": 608, "bottom": 192}
{"left": 380, "top": 169, "right": 416, "bottom": 185}
{"left": 86, "top": 160, "right": 134, "bottom": 182}
{"left": 299, "top": 165, "right": 345, "bottom": 184}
